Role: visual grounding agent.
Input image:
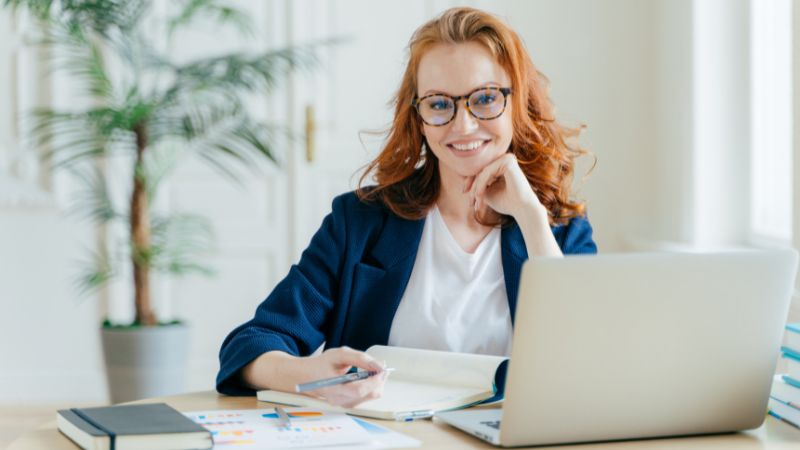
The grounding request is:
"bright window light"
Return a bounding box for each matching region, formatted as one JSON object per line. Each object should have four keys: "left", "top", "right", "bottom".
{"left": 750, "top": 0, "right": 792, "bottom": 243}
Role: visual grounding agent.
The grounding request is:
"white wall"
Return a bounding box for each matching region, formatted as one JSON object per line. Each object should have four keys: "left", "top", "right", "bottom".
{"left": 501, "top": 0, "right": 658, "bottom": 251}
{"left": 0, "top": 7, "right": 110, "bottom": 403}
{"left": 653, "top": 0, "right": 694, "bottom": 245}
{"left": 0, "top": 209, "right": 107, "bottom": 403}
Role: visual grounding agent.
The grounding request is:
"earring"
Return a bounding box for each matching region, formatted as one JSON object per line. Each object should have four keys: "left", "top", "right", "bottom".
{"left": 415, "top": 141, "right": 427, "bottom": 168}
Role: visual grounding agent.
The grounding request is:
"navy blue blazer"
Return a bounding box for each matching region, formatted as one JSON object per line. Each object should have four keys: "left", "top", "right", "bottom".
{"left": 217, "top": 191, "right": 597, "bottom": 395}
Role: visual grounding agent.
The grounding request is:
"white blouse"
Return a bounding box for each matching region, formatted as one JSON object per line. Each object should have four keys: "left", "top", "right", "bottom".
{"left": 387, "top": 206, "right": 512, "bottom": 356}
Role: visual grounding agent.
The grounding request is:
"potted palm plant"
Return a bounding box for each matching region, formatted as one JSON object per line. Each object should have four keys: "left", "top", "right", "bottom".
{"left": 3, "top": 0, "right": 315, "bottom": 402}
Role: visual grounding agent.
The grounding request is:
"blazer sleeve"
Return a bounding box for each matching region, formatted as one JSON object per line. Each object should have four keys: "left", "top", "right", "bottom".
{"left": 558, "top": 215, "right": 598, "bottom": 255}
{"left": 216, "top": 195, "right": 350, "bottom": 396}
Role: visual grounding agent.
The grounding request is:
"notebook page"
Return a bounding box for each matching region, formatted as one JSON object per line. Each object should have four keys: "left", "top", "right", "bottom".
{"left": 347, "top": 379, "right": 489, "bottom": 413}
{"left": 366, "top": 345, "right": 506, "bottom": 389}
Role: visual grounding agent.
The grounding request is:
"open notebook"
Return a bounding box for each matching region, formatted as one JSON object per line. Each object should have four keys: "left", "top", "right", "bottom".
{"left": 257, "top": 345, "right": 508, "bottom": 420}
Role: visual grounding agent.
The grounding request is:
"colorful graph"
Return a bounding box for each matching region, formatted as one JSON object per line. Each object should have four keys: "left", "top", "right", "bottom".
{"left": 185, "top": 407, "right": 420, "bottom": 449}
{"left": 195, "top": 412, "right": 243, "bottom": 419}
{"left": 273, "top": 424, "right": 343, "bottom": 432}
{"left": 187, "top": 408, "right": 376, "bottom": 449}
{"left": 209, "top": 429, "right": 256, "bottom": 446}
{"left": 194, "top": 420, "right": 245, "bottom": 426}
{"left": 261, "top": 411, "right": 323, "bottom": 419}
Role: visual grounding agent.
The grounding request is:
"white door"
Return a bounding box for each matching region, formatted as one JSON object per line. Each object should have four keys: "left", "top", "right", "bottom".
{"left": 286, "top": 0, "right": 430, "bottom": 258}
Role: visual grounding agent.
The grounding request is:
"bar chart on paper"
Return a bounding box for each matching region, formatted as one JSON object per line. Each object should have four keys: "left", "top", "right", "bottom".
{"left": 184, "top": 408, "right": 419, "bottom": 449}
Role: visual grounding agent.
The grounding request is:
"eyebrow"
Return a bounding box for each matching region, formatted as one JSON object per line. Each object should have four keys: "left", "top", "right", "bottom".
{"left": 421, "top": 82, "right": 502, "bottom": 97}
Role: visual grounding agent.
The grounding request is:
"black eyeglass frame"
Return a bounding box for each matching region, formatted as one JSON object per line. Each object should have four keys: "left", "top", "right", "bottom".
{"left": 412, "top": 87, "right": 513, "bottom": 127}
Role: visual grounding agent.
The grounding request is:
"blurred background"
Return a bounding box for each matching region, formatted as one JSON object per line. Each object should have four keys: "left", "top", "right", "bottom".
{"left": 0, "top": 0, "right": 797, "bottom": 425}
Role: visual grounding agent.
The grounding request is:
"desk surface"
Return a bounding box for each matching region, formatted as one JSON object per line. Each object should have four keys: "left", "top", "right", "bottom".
{"left": 8, "top": 390, "right": 800, "bottom": 450}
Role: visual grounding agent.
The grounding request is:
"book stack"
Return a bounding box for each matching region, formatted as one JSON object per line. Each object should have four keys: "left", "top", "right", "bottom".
{"left": 769, "top": 323, "right": 800, "bottom": 426}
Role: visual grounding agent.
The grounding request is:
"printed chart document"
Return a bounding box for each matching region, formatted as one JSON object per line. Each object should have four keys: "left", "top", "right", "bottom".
{"left": 257, "top": 345, "right": 508, "bottom": 420}
{"left": 185, "top": 408, "right": 419, "bottom": 449}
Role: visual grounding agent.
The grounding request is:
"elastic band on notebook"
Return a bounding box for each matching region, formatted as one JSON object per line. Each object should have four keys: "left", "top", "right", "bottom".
{"left": 70, "top": 408, "right": 117, "bottom": 450}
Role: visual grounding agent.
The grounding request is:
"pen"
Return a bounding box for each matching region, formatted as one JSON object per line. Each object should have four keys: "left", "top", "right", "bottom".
{"left": 295, "top": 368, "right": 395, "bottom": 393}
{"left": 274, "top": 406, "right": 292, "bottom": 428}
{"left": 393, "top": 409, "right": 435, "bottom": 422}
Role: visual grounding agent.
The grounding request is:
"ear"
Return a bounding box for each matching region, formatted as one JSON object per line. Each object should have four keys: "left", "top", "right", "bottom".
{"left": 420, "top": 124, "right": 426, "bottom": 136}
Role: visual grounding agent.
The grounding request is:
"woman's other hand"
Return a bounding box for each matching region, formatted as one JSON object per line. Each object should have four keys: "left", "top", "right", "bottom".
{"left": 299, "top": 346, "right": 389, "bottom": 407}
{"left": 242, "top": 346, "right": 388, "bottom": 408}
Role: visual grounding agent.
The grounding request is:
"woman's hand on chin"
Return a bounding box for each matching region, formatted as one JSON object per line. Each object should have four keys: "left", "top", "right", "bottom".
{"left": 465, "top": 153, "right": 547, "bottom": 221}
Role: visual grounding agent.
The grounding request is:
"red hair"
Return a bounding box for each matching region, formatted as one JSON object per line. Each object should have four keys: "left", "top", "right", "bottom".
{"left": 357, "top": 7, "right": 592, "bottom": 226}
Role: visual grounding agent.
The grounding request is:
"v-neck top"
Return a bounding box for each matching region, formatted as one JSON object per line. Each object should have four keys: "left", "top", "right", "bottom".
{"left": 387, "top": 206, "right": 512, "bottom": 356}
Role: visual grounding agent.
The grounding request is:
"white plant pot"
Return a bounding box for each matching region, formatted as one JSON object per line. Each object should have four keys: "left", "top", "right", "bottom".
{"left": 101, "top": 323, "right": 190, "bottom": 404}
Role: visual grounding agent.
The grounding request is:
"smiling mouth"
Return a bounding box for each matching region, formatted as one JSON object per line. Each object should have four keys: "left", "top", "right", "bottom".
{"left": 447, "top": 139, "right": 491, "bottom": 152}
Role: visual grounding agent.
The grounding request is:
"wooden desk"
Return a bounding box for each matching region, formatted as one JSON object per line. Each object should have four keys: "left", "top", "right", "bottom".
{"left": 8, "top": 390, "right": 800, "bottom": 449}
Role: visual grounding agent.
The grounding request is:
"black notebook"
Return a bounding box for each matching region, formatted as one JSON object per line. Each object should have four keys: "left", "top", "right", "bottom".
{"left": 57, "top": 403, "right": 212, "bottom": 450}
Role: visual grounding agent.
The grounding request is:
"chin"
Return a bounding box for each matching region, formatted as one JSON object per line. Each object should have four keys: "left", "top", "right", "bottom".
{"left": 459, "top": 152, "right": 504, "bottom": 175}
{"left": 433, "top": 144, "right": 505, "bottom": 178}
{"left": 450, "top": 163, "right": 487, "bottom": 179}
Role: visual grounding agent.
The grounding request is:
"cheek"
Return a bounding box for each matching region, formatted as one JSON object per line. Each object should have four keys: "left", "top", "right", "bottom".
{"left": 422, "top": 126, "right": 447, "bottom": 150}
{"left": 488, "top": 117, "right": 514, "bottom": 149}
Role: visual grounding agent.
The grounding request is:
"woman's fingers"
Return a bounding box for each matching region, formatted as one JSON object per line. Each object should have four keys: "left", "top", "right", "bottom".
{"left": 327, "top": 346, "right": 385, "bottom": 373}
{"left": 471, "top": 155, "right": 509, "bottom": 207}
{"left": 318, "top": 369, "right": 388, "bottom": 407}
{"left": 306, "top": 346, "right": 389, "bottom": 407}
{"left": 463, "top": 175, "right": 476, "bottom": 194}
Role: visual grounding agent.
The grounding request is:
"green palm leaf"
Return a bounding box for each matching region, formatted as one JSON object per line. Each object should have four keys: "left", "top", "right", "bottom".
{"left": 67, "top": 163, "right": 118, "bottom": 223}
{"left": 167, "top": 0, "right": 253, "bottom": 37}
{"left": 149, "top": 213, "right": 214, "bottom": 276}
{"left": 168, "top": 46, "right": 319, "bottom": 100}
{"left": 74, "top": 240, "right": 116, "bottom": 295}
{"left": 37, "top": 22, "right": 115, "bottom": 100}
{"left": 5, "top": 0, "right": 148, "bottom": 36}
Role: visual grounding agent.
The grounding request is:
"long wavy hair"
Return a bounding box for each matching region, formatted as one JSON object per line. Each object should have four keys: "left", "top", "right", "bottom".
{"left": 357, "top": 7, "right": 592, "bottom": 226}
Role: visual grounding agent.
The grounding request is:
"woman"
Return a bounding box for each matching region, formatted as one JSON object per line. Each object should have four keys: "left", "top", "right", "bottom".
{"left": 217, "top": 7, "right": 596, "bottom": 408}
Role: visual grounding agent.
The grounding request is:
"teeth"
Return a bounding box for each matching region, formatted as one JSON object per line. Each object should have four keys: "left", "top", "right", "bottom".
{"left": 451, "top": 140, "right": 485, "bottom": 151}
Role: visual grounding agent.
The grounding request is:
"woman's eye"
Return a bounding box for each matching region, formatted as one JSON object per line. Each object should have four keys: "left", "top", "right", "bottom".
{"left": 428, "top": 100, "right": 450, "bottom": 111}
{"left": 474, "top": 94, "right": 496, "bottom": 105}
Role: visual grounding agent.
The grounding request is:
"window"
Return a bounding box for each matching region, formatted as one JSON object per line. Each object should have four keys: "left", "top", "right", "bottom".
{"left": 749, "top": 0, "right": 793, "bottom": 244}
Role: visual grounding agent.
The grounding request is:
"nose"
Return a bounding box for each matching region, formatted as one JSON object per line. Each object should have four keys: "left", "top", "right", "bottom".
{"left": 450, "top": 99, "right": 479, "bottom": 133}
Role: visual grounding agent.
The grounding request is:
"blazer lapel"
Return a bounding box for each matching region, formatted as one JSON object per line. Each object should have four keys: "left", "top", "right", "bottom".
{"left": 501, "top": 222, "right": 529, "bottom": 323}
{"left": 369, "top": 214, "right": 425, "bottom": 270}
{"left": 343, "top": 213, "right": 425, "bottom": 350}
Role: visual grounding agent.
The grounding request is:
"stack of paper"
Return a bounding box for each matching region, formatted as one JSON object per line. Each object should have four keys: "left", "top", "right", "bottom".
{"left": 184, "top": 408, "right": 420, "bottom": 449}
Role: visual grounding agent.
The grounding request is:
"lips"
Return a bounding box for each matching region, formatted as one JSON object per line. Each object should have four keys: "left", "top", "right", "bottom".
{"left": 446, "top": 139, "right": 491, "bottom": 156}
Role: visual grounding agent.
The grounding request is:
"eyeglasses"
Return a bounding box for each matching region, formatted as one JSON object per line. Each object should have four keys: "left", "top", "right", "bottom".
{"left": 413, "top": 87, "right": 512, "bottom": 127}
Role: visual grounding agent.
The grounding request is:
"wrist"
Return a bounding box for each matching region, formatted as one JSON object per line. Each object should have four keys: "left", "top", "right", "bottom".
{"left": 243, "top": 350, "right": 297, "bottom": 392}
{"left": 516, "top": 204, "right": 564, "bottom": 258}
{"left": 515, "top": 202, "right": 549, "bottom": 231}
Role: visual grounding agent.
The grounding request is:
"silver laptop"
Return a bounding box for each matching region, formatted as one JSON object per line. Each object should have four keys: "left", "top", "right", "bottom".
{"left": 435, "top": 250, "right": 798, "bottom": 447}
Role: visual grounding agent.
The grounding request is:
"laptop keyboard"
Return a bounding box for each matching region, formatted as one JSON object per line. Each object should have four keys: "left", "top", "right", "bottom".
{"left": 481, "top": 420, "right": 501, "bottom": 430}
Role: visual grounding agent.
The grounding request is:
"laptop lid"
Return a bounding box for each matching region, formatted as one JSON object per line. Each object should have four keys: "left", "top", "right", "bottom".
{"left": 499, "top": 250, "right": 798, "bottom": 447}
